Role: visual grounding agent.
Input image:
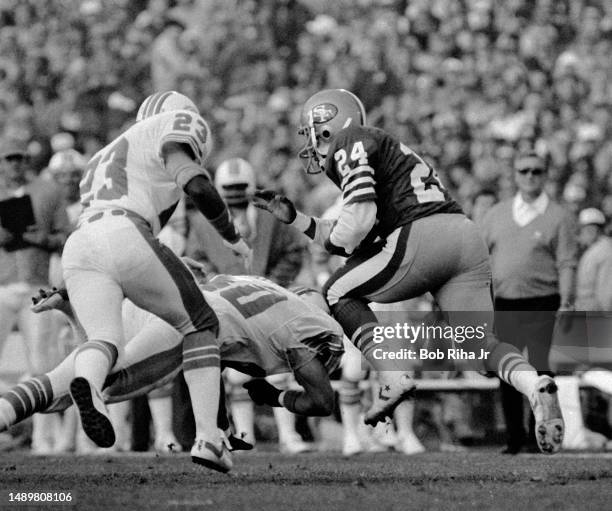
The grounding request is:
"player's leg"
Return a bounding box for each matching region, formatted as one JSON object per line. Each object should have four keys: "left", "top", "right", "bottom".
{"left": 63, "top": 266, "right": 123, "bottom": 448}
{"left": 18, "top": 298, "right": 63, "bottom": 454}
{"left": 430, "top": 217, "right": 563, "bottom": 454}
{"left": 119, "top": 225, "right": 229, "bottom": 471}
{"left": 225, "top": 369, "right": 256, "bottom": 446}
{"left": 267, "top": 373, "right": 313, "bottom": 454}
{"left": 62, "top": 226, "right": 125, "bottom": 448}
{"left": 339, "top": 337, "right": 367, "bottom": 456}
{"left": 148, "top": 385, "right": 182, "bottom": 453}
{"left": 323, "top": 226, "right": 419, "bottom": 425}
{"left": 0, "top": 349, "right": 77, "bottom": 432}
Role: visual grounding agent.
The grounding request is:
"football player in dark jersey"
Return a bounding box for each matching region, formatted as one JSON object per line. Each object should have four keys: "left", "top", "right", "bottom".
{"left": 253, "top": 89, "right": 564, "bottom": 454}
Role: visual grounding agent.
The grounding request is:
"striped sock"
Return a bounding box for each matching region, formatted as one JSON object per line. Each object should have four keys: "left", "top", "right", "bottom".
{"left": 487, "top": 341, "right": 538, "bottom": 397}
{"left": 0, "top": 375, "right": 53, "bottom": 428}
{"left": 183, "top": 330, "right": 221, "bottom": 439}
{"left": 331, "top": 299, "right": 381, "bottom": 367}
{"left": 339, "top": 380, "right": 362, "bottom": 407}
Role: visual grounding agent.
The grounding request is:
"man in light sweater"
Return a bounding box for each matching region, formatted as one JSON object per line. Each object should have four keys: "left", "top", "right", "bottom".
{"left": 481, "top": 151, "right": 578, "bottom": 454}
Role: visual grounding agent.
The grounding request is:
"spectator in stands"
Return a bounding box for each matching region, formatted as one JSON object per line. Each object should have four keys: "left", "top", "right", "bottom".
{"left": 575, "top": 208, "right": 612, "bottom": 312}
{"left": 0, "top": 138, "right": 70, "bottom": 454}
{"left": 481, "top": 150, "right": 578, "bottom": 454}
{"left": 469, "top": 188, "right": 498, "bottom": 226}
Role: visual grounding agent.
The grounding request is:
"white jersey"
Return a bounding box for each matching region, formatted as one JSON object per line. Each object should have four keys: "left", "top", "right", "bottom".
{"left": 78, "top": 109, "right": 210, "bottom": 234}
{"left": 119, "top": 275, "right": 344, "bottom": 377}
{"left": 201, "top": 275, "right": 344, "bottom": 376}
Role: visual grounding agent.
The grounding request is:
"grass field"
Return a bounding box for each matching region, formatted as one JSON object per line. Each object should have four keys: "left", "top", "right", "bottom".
{"left": 1, "top": 449, "right": 611, "bottom": 510}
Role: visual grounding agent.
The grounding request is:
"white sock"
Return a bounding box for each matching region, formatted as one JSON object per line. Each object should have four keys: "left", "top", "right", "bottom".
{"left": 148, "top": 396, "right": 176, "bottom": 442}
{"left": 230, "top": 400, "right": 255, "bottom": 445}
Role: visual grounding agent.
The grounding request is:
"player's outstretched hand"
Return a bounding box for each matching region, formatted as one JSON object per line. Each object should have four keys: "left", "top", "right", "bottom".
{"left": 252, "top": 189, "right": 297, "bottom": 224}
{"left": 243, "top": 379, "right": 282, "bottom": 407}
{"left": 31, "top": 287, "right": 70, "bottom": 314}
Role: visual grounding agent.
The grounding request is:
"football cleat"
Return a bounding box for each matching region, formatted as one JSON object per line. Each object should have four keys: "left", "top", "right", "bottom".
{"left": 530, "top": 375, "right": 564, "bottom": 454}
{"left": 69, "top": 377, "right": 115, "bottom": 448}
{"left": 364, "top": 372, "right": 416, "bottom": 426}
{"left": 31, "top": 287, "right": 70, "bottom": 314}
{"left": 191, "top": 437, "right": 233, "bottom": 473}
{"left": 225, "top": 432, "right": 254, "bottom": 452}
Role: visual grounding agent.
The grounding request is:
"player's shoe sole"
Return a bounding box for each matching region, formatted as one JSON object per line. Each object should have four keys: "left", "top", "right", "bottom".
{"left": 364, "top": 373, "right": 416, "bottom": 426}
{"left": 191, "top": 439, "right": 233, "bottom": 473}
{"left": 69, "top": 377, "right": 115, "bottom": 449}
{"left": 530, "top": 375, "right": 564, "bottom": 454}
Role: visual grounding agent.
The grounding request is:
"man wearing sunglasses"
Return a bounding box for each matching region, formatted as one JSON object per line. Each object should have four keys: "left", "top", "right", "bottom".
{"left": 481, "top": 151, "right": 578, "bottom": 454}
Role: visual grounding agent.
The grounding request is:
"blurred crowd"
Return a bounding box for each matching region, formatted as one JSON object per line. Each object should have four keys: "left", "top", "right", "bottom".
{"left": 0, "top": 0, "right": 612, "bottom": 454}
{"left": 0, "top": 0, "right": 611, "bottom": 215}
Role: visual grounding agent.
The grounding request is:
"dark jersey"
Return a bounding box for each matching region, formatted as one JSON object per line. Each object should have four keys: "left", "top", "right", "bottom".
{"left": 323, "top": 125, "right": 463, "bottom": 239}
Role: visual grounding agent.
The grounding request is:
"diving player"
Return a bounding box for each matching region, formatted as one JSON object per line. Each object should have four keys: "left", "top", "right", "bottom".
{"left": 0, "top": 274, "right": 343, "bottom": 472}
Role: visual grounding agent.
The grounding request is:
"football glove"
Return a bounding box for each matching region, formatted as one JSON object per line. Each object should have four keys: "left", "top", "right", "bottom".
{"left": 243, "top": 379, "right": 282, "bottom": 407}
{"left": 252, "top": 190, "right": 297, "bottom": 224}
{"left": 31, "top": 287, "right": 69, "bottom": 313}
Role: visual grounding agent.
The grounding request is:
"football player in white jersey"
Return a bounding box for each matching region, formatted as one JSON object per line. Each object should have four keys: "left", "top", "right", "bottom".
{"left": 60, "top": 91, "right": 251, "bottom": 471}
{"left": 0, "top": 275, "right": 343, "bottom": 472}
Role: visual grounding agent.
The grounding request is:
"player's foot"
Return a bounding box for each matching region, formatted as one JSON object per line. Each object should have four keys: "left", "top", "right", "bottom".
{"left": 342, "top": 434, "right": 363, "bottom": 457}
{"left": 191, "top": 437, "right": 233, "bottom": 473}
{"left": 279, "top": 434, "right": 314, "bottom": 454}
{"left": 529, "top": 375, "right": 564, "bottom": 454}
{"left": 154, "top": 434, "right": 183, "bottom": 453}
{"left": 31, "top": 287, "right": 70, "bottom": 314}
{"left": 69, "top": 377, "right": 115, "bottom": 449}
{"left": 364, "top": 372, "right": 416, "bottom": 426}
{"left": 225, "top": 432, "right": 254, "bottom": 452}
{"left": 397, "top": 433, "right": 426, "bottom": 455}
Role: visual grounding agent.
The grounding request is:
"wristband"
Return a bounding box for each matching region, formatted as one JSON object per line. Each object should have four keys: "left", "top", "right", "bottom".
{"left": 291, "top": 211, "right": 313, "bottom": 232}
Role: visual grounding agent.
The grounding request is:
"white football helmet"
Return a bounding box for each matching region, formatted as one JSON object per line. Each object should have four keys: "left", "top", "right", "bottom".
{"left": 136, "top": 91, "right": 199, "bottom": 121}
{"left": 214, "top": 158, "right": 256, "bottom": 208}
{"left": 298, "top": 89, "right": 367, "bottom": 174}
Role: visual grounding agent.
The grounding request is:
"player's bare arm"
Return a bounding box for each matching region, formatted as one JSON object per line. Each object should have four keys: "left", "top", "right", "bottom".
{"left": 163, "top": 141, "right": 250, "bottom": 259}
{"left": 243, "top": 349, "right": 334, "bottom": 417}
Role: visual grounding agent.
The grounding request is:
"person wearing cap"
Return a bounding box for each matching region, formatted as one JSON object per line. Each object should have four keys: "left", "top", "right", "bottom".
{"left": 0, "top": 138, "right": 71, "bottom": 454}
{"left": 481, "top": 150, "right": 578, "bottom": 454}
{"left": 575, "top": 208, "right": 612, "bottom": 312}
{"left": 184, "top": 157, "right": 311, "bottom": 454}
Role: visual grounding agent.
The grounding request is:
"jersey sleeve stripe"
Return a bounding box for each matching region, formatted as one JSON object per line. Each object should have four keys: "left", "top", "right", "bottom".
{"left": 343, "top": 182, "right": 376, "bottom": 200}
{"left": 345, "top": 193, "right": 377, "bottom": 205}
{"left": 342, "top": 176, "right": 376, "bottom": 195}
{"left": 341, "top": 165, "right": 374, "bottom": 188}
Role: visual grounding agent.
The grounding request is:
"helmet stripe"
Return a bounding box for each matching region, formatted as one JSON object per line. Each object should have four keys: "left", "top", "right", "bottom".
{"left": 151, "top": 91, "right": 174, "bottom": 117}
{"left": 142, "top": 93, "right": 160, "bottom": 119}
